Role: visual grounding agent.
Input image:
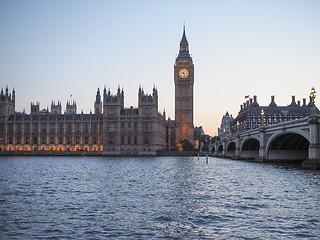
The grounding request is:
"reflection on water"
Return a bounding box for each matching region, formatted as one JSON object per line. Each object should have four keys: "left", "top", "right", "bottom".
{"left": 0, "top": 156, "right": 319, "bottom": 239}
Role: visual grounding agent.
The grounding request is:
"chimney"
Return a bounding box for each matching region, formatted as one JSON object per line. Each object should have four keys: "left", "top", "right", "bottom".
{"left": 290, "top": 95, "right": 297, "bottom": 106}
{"left": 241, "top": 105, "right": 243, "bottom": 110}
{"left": 271, "top": 96, "right": 275, "bottom": 102}
{"left": 253, "top": 95, "right": 257, "bottom": 103}
{"left": 249, "top": 98, "right": 253, "bottom": 105}
{"left": 303, "top": 98, "right": 306, "bottom": 106}
{"left": 297, "top": 100, "right": 301, "bottom": 106}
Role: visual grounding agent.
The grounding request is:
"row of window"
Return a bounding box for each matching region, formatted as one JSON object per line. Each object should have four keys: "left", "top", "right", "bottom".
{"left": 6, "top": 123, "right": 101, "bottom": 133}
{"left": 108, "top": 136, "right": 150, "bottom": 145}
{"left": 6, "top": 125, "right": 101, "bottom": 134}
{"left": 108, "top": 122, "right": 151, "bottom": 132}
{"left": 121, "top": 136, "right": 137, "bottom": 145}
{"left": 235, "top": 116, "right": 302, "bottom": 129}
{"left": 5, "top": 136, "right": 100, "bottom": 145}
{"left": 1, "top": 145, "right": 102, "bottom": 152}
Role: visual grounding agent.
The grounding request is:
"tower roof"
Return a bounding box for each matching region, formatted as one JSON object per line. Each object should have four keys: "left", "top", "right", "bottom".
{"left": 180, "top": 26, "right": 188, "bottom": 45}
{"left": 176, "top": 26, "right": 192, "bottom": 61}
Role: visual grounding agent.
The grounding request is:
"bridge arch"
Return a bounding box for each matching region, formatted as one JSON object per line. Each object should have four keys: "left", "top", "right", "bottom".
{"left": 226, "top": 141, "right": 236, "bottom": 157}
{"left": 266, "top": 131, "right": 310, "bottom": 162}
{"left": 240, "top": 137, "right": 260, "bottom": 159}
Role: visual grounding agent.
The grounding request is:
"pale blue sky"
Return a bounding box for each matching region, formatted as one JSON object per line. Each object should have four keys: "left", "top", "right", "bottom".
{"left": 1, "top": 0, "right": 319, "bottom": 136}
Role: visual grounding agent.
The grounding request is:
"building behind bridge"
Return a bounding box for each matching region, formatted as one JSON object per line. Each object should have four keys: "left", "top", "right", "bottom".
{"left": 219, "top": 94, "right": 319, "bottom": 139}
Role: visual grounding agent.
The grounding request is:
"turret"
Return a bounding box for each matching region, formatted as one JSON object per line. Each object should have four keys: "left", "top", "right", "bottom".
{"left": 66, "top": 100, "right": 77, "bottom": 114}
{"left": 103, "top": 86, "right": 124, "bottom": 117}
{"left": 31, "top": 102, "right": 40, "bottom": 113}
{"left": 12, "top": 88, "right": 15, "bottom": 102}
{"left": 51, "top": 100, "right": 62, "bottom": 114}
{"left": 94, "top": 88, "right": 102, "bottom": 114}
{"left": 138, "top": 86, "right": 159, "bottom": 118}
{"left": 138, "top": 86, "right": 157, "bottom": 106}
{"left": 152, "top": 86, "right": 158, "bottom": 107}
{"left": 0, "top": 86, "right": 15, "bottom": 117}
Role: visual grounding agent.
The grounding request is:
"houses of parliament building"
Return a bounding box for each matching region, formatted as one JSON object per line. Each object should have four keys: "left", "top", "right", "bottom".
{"left": 0, "top": 28, "right": 195, "bottom": 155}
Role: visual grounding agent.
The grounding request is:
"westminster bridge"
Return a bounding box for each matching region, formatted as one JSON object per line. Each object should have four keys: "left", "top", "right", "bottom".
{"left": 209, "top": 115, "right": 320, "bottom": 169}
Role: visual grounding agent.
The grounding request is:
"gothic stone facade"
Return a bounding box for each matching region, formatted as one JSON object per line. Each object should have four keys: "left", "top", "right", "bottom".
{"left": 0, "top": 86, "right": 169, "bottom": 155}
{"left": 0, "top": 28, "right": 194, "bottom": 154}
{"left": 103, "top": 86, "right": 167, "bottom": 155}
{"left": 174, "top": 26, "right": 194, "bottom": 144}
{"left": 218, "top": 111, "right": 234, "bottom": 139}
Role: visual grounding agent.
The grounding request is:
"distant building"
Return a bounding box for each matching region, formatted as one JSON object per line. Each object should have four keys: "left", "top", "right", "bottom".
{"left": 232, "top": 95, "right": 319, "bottom": 133}
{"left": 0, "top": 85, "right": 170, "bottom": 154}
{"left": 218, "top": 112, "right": 234, "bottom": 139}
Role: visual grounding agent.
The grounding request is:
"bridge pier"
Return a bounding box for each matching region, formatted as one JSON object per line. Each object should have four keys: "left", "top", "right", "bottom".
{"left": 256, "top": 126, "right": 267, "bottom": 162}
{"left": 302, "top": 116, "right": 320, "bottom": 169}
{"left": 222, "top": 141, "right": 226, "bottom": 157}
{"left": 234, "top": 134, "right": 240, "bottom": 158}
{"left": 214, "top": 143, "right": 218, "bottom": 156}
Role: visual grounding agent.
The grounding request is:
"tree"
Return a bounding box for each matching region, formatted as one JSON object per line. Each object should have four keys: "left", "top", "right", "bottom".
{"left": 194, "top": 126, "right": 204, "bottom": 140}
{"left": 176, "top": 139, "right": 195, "bottom": 151}
{"left": 211, "top": 136, "right": 220, "bottom": 143}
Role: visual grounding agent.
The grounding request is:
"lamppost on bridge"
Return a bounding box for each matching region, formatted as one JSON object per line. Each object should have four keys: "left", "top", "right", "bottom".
{"left": 310, "top": 87, "right": 317, "bottom": 116}
{"left": 261, "top": 109, "right": 265, "bottom": 126}
{"left": 302, "top": 86, "right": 320, "bottom": 169}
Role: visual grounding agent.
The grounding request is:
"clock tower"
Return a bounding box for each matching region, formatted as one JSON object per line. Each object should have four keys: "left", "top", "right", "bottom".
{"left": 174, "top": 26, "right": 194, "bottom": 145}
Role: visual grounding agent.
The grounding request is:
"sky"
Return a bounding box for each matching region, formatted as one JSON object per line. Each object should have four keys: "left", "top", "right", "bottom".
{"left": 1, "top": 0, "right": 320, "bottom": 136}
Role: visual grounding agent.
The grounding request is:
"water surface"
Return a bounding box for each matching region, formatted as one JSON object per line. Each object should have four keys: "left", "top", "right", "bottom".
{"left": 0, "top": 156, "right": 319, "bottom": 239}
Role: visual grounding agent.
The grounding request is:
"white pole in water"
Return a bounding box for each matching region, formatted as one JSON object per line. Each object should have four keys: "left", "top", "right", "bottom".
{"left": 198, "top": 153, "right": 200, "bottom": 160}
{"left": 206, "top": 154, "right": 208, "bottom": 163}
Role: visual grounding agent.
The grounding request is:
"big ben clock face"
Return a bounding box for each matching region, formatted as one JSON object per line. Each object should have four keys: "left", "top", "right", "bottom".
{"left": 179, "top": 68, "right": 189, "bottom": 78}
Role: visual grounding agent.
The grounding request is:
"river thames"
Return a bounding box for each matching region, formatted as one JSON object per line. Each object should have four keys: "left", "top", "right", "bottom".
{"left": 0, "top": 156, "right": 319, "bottom": 239}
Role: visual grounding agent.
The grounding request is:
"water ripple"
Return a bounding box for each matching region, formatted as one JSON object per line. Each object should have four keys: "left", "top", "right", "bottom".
{"left": 0, "top": 156, "right": 319, "bottom": 239}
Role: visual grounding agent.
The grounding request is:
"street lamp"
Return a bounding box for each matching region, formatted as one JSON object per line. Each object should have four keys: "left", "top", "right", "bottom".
{"left": 310, "top": 87, "right": 317, "bottom": 116}
{"left": 261, "top": 109, "right": 265, "bottom": 126}
{"left": 237, "top": 121, "right": 240, "bottom": 132}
